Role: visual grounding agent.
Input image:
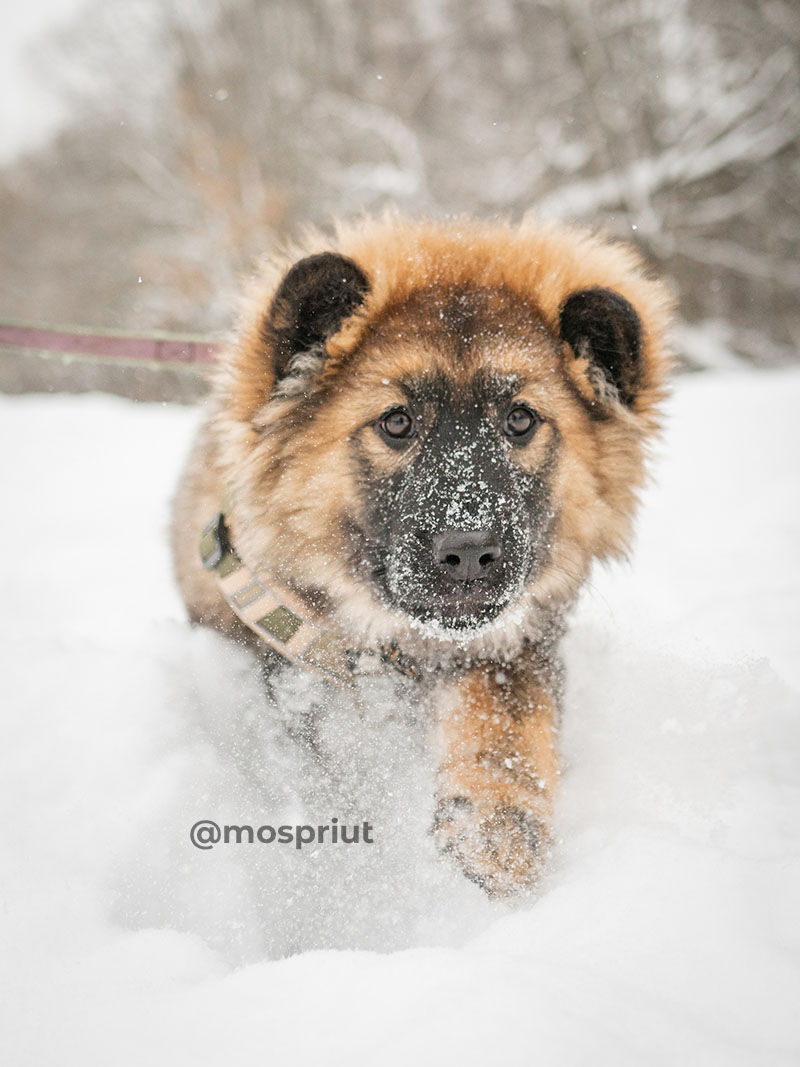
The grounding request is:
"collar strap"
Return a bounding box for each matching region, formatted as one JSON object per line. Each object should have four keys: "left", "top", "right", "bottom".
{"left": 200, "top": 513, "right": 354, "bottom": 685}
{"left": 200, "top": 513, "right": 422, "bottom": 687}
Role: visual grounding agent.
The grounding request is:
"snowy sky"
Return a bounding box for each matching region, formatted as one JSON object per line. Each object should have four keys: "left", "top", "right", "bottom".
{"left": 0, "top": 0, "right": 86, "bottom": 163}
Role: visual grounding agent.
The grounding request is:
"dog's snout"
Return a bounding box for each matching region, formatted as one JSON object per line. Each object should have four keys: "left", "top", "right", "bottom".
{"left": 433, "top": 529, "right": 503, "bottom": 582}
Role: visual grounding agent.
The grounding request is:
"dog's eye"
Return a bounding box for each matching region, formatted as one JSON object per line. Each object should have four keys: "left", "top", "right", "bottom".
{"left": 378, "top": 407, "right": 416, "bottom": 445}
{"left": 503, "top": 405, "right": 540, "bottom": 443}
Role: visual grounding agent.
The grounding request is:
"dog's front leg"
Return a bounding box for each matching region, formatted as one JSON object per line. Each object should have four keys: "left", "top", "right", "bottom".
{"left": 432, "top": 657, "right": 561, "bottom": 897}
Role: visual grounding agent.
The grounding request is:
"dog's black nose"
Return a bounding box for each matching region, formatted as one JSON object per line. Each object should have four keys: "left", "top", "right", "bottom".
{"left": 433, "top": 529, "right": 503, "bottom": 582}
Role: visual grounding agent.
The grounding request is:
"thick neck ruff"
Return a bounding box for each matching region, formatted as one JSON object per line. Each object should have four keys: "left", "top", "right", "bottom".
{"left": 200, "top": 513, "right": 420, "bottom": 686}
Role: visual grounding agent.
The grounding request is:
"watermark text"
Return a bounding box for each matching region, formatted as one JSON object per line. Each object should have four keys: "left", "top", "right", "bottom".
{"left": 190, "top": 818, "right": 374, "bottom": 850}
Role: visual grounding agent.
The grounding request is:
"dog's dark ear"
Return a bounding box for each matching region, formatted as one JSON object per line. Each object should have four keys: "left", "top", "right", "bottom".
{"left": 559, "top": 288, "right": 642, "bottom": 406}
{"left": 263, "top": 252, "right": 369, "bottom": 380}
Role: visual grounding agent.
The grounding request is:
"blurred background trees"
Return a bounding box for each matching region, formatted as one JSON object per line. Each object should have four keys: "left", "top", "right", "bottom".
{"left": 2, "top": 0, "right": 798, "bottom": 366}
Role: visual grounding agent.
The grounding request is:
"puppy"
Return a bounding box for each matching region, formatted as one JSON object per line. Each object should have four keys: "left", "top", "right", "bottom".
{"left": 171, "top": 215, "right": 672, "bottom": 895}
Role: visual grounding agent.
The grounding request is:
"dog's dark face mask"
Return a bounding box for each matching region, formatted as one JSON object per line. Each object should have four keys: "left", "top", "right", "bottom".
{"left": 262, "top": 253, "right": 646, "bottom": 635}
{"left": 357, "top": 374, "right": 555, "bottom": 632}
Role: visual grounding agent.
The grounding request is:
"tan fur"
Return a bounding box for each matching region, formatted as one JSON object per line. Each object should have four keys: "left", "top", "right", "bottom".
{"left": 434, "top": 660, "right": 560, "bottom": 895}
{"left": 171, "top": 212, "right": 673, "bottom": 894}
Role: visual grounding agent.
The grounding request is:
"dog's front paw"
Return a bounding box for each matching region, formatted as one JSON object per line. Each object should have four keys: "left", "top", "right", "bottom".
{"left": 432, "top": 795, "right": 551, "bottom": 897}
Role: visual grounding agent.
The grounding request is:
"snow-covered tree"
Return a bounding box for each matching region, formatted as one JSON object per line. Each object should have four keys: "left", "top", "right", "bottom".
{"left": 1, "top": 0, "right": 797, "bottom": 363}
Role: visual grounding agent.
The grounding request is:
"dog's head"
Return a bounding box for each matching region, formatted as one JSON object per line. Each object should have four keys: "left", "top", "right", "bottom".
{"left": 220, "top": 219, "right": 672, "bottom": 645}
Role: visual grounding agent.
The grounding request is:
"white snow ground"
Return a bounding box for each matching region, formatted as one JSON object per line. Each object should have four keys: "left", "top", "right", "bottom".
{"left": 1, "top": 368, "right": 799, "bottom": 1066}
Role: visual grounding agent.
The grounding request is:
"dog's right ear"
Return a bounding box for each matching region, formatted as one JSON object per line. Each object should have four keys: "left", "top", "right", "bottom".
{"left": 559, "top": 287, "right": 643, "bottom": 407}
{"left": 262, "top": 252, "right": 370, "bottom": 381}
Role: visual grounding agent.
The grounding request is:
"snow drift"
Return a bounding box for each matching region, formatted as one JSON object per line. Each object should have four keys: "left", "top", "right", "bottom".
{"left": 1, "top": 367, "right": 799, "bottom": 1065}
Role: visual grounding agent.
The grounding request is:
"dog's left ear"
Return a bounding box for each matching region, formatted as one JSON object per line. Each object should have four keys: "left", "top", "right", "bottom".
{"left": 559, "top": 288, "right": 643, "bottom": 407}
{"left": 263, "top": 252, "right": 370, "bottom": 381}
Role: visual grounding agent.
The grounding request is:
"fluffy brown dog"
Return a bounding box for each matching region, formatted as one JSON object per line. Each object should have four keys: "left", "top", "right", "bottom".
{"left": 172, "top": 215, "right": 672, "bottom": 896}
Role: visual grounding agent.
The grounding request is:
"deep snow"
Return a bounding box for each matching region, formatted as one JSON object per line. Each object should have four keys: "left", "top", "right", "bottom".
{"left": 1, "top": 368, "right": 799, "bottom": 1066}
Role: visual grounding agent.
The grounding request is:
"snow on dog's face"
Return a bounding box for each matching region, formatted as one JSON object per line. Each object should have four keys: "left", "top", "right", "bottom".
{"left": 221, "top": 220, "right": 671, "bottom": 646}
{"left": 340, "top": 286, "right": 559, "bottom": 633}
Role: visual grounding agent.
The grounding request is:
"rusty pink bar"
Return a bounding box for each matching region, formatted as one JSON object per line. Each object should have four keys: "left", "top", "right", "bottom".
{"left": 0, "top": 324, "right": 221, "bottom": 364}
